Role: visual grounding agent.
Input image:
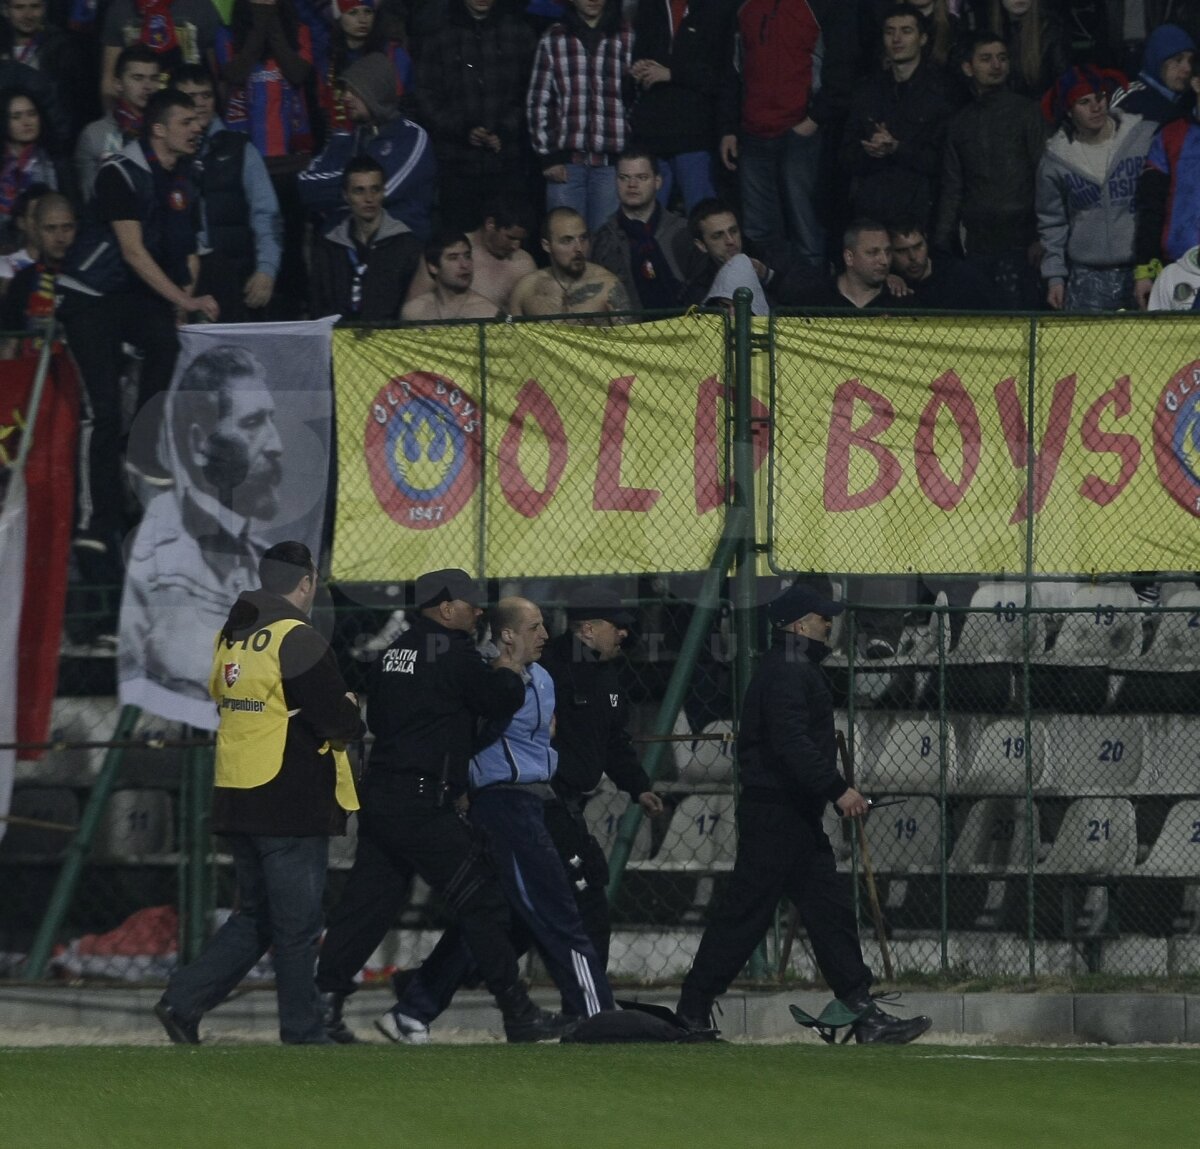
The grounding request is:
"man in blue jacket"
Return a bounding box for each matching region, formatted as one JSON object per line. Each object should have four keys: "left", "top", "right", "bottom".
{"left": 298, "top": 51, "right": 436, "bottom": 241}
{"left": 376, "top": 596, "right": 615, "bottom": 1043}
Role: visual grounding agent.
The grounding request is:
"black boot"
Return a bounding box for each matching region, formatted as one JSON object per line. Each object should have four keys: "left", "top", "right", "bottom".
{"left": 840, "top": 987, "right": 932, "bottom": 1045}
{"left": 496, "top": 982, "right": 574, "bottom": 1043}
{"left": 674, "top": 999, "right": 721, "bottom": 1041}
{"left": 321, "top": 992, "right": 359, "bottom": 1045}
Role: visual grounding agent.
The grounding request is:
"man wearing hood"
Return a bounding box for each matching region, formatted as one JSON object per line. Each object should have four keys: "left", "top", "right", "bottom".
{"left": 1037, "top": 66, "right": 1156, "bottom": 311}
{"left": 674, "top": 583, "right": 932, "bottom": 1045}
{"left": 310, "top": 155, "right": 422, "bottom": 319}
{"left": 1111, "top": 22, "right": 1195, "bottom": 126}
{"left": 155, "top": 541, "right": 364, "bottom": 1045}
{"left": 415, "top": 0, "right": 536, "bottom": 232}
{"left": 298, "top": 50, "right": 436, "bottom": 241}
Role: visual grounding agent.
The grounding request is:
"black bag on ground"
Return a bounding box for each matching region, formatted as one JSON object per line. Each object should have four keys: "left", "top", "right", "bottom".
{"left": 562, "top": 1001, "right": 719, "bottom": 1044}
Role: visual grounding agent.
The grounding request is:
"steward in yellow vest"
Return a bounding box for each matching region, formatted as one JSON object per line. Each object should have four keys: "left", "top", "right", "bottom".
{"left": 155, "top": 542, "right": 365, "bottom": 1047}
{"left": 209, "top": 587, "right": 362, "bottom": 837}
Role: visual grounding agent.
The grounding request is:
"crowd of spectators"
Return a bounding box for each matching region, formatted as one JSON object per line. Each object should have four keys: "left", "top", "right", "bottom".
{"left": 4, "top": 0, "right": 1200, "bottom": 626}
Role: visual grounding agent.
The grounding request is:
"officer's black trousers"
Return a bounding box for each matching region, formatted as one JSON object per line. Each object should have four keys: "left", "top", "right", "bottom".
{"left": 316, "top": 771, "right": 519, "bottom": 999}
{"left": 678, "top": 797, "right": 872, "bottom": 1015}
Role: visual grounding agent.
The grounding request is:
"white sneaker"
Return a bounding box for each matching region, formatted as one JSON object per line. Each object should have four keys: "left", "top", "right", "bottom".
{"left": 375, "top": 1006, "right": 431, "bottom": 1045}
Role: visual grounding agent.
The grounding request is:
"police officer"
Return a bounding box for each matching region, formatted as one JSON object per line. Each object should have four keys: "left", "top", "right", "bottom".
{"left": 675, "top": 583, "right": 932, "bottom": 1044}
{"left": 315, "top": 570, "right": 566, "bottom": 1044}
{"left": 154, "top": 542, "right": 363, "bottom": 1045}
{"left": 541, "top": 585, "right": 664, "bottom": 964}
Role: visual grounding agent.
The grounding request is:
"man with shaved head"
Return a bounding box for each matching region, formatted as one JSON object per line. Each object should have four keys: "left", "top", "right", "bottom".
{"left": 376, "top": 596, "right": 617, "bottom": 1042}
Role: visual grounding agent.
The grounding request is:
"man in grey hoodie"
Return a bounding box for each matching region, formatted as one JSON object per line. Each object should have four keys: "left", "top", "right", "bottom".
{"left": 1037, "top": 65, "right": 1157, "bottom": 312}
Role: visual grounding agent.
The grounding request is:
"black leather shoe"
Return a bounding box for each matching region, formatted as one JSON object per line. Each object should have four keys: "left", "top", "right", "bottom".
{"left": 154, "top": 1000, "right": 200, "bottom": 1045}
{"left": 504, "top": 1006, "right": 575, "bottom": 1044}
{"left": 321, "top": 992, "right": 359, "bottom": 1044}
{"left": 840, "top": 990, "right": 932, "bottom": 1045}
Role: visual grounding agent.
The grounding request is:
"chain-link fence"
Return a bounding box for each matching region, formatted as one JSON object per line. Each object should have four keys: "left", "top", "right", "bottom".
{"left": 5, "top": 307, "right": 1198, "bottom": 989}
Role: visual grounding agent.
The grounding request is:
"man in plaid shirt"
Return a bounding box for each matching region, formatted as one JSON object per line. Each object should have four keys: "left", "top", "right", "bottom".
{"left": 526, "top": 0, "right": 634, "bottom": 235}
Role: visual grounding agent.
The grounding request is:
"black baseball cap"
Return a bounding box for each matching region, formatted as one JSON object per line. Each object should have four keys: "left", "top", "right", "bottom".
{"left": 566, "top": 585, "right": 635, "bottom": 629}
{"left": 414, "top": 568, "right": 480, "bottom": 609}
{"left": 767, "top": 584, "right": 845, "bottom": 628}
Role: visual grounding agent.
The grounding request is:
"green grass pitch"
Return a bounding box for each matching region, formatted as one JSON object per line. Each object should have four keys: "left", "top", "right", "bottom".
{"left": 2, "top": 1043, "right": 1196, "bottom": 1148}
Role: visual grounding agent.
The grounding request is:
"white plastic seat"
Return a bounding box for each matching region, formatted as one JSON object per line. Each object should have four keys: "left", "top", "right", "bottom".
{"left": 960, "top": 718, "right": 1050, "bottom": 793}
{"left": 1035, "top": 584, "right": 1139, "bottom": 666}
{"left": 0, "top": 787, "right": 79, "bottom": 856}
{"left": 1138, "top": 802, "right": 1200, "bottom": 877}
{"left": 1138, "top": 592, "right": 1200, "bottom": 672}
{"left": 93, "top": 789, "right": 174, "bottom": 859}
{"left": 1046, "top": 715, "right": 1145, "bottom": 795}
{"left": 859, "top": 796, "right": 942, "bottom": 874}
{"left": 860, "top": 716, "right": 958, "bottom": 793}
{"left": 630, "top": 794, "right": 737, "bottom": 872}
{"left": 669, "top": 710, "right": 694, "bottom": 778}
{"left": 679, "top": 720, "right": 734, "bottom": 786}
{"left": 949, "top": 582, "right": 1045, "bottom": 664}
{"left": 584, "top": 791, "right": 651, "bottom": 862}
{"left": 948, "top": 798, "right": 1040, "bottom": 873}
{"left": 1037, "top": 798, "right": 1137, "bottom": 875}
{"left": 1133, "top": 716, "right": 1200, "bottom": 794}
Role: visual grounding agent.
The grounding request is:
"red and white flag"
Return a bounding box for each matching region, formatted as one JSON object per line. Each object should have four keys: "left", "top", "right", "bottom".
{"left": 0, "top": 354, "right": 79, "bottom": 841}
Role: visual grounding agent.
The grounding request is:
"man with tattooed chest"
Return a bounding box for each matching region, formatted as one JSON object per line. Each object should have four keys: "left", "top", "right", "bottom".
{"left": 509, "top": 206, "right": 631, "bottom": 323}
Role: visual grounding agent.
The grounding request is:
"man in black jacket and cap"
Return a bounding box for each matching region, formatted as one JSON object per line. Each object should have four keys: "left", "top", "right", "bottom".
{"left": 675, "top": 582, "right": 931, "bottom": 1044}
{"left": 314, "top": 567, "right": 568, "bottom": 1044}
{"left": 540, "top": 585, "right": 664, "bottom": 963}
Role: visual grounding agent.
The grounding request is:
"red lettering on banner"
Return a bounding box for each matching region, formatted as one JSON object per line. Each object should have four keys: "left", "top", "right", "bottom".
{"left": 1079, "top": 374, "right": 1142, "bottom": 506}
{"left": 594, "top": 375, "right": 660, "bottom": 512}
{"left": 693, "top": 375, "right": 771, "bottom": 513}
{"left": 497, "top": 379, "right": 568, "bottom": 518}
{"left": 994, "top": 373, "right": 1076, "bottom": 524}
{"left": 823, "top": 378, "right": 901, "bottom": 511}
{"left": 914, "top": 370, "right": 982, "bottom": 510}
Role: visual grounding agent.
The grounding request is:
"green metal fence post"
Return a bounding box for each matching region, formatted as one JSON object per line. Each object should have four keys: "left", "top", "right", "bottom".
{"left": 605, "top": 509, "right": 748, "bottom": 901}
{"left": 1024, "top": 315, "right": 1038, "bottom": 978}
{"left": 182, "top": 736, "right": 215, "bottom": 964}
{"left": 23, "top": 705, "right": 142, "bottom": 979}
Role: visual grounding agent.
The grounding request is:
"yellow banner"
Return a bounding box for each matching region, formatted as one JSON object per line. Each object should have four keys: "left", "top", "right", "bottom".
{"left": 331, "top": 316, "right": 737, "bottom": 581}
{"left": 771, "top": 315, "right": 1200, "bottom": 575}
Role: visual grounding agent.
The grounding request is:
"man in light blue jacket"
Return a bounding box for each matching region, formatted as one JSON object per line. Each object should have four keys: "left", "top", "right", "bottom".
{"left": 376, "top": 596, "right": 615, "bottom": 1044}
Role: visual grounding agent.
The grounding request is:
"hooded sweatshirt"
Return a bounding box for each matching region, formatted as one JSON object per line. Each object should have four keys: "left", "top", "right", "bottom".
{"left": 1036, "top": 110, "right": 1156, "bottom": 281}
{"left": 297, "top": 51, "right": 436, "bottom": 238}
{"left": 1111, "top": 23, "right": 1197, "bottom": 125}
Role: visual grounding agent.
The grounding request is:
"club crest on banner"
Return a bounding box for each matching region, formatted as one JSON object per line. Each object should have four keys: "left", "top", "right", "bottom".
{"left": 364, "top": 371, "right": 481, "bottom": 530}
{"left": 1154, "top": 360, "right": 1200, "bottom": 518}
{"left": 223, "top": 662, "right": 240, "bottom": 688}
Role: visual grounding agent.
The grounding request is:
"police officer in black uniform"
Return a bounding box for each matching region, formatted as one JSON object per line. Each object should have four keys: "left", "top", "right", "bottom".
{"left": 675, "top": 583, "right": 932, "bottom": 1044}
{"left": 315, "top": 568, "right": 566, "bottom": 1043}
{"left": 541, "top": 585, "right": 664, "bottom": 964}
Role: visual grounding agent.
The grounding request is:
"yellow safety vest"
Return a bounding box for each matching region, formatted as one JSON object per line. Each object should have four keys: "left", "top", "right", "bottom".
{"left": 209, "top": 617, "right": 359, "bottom": 812}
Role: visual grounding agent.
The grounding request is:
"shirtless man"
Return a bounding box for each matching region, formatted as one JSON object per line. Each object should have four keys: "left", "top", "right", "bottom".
{"left": 509, "top": 207, "right": 630, "bottom": 322}
{"left": 404, "top": 201, "right": 535, "bottom": 310}
{"left": 401, "top": 233, "right": 501, "bottom": 321}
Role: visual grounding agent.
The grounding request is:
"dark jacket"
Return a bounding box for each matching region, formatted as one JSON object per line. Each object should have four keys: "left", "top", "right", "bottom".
{"left": 840, "top": 62, "right": 953, "bottom": 229}
{"left": 416, "top": 0, "right": 536, "bottom": 176}
{"left": 736, "top": 635, "right": 847, "bottom": 824}
{"left": 678, "top": 233, "right": 819, "bottom": 307}
{"left": 591, "top": 205, "right": 697, "bottom": 309}
{"left": 211, "top": 590, "right": 365, "bottom": 837}
{"left": 629, "top": 0, "right": 728, "bottom": 155}
{"left": 310, "top": 211, "right": 423, "bottom": 320}
{"left": 540, "top": 631, "right": 651, "bottom": 803}
{"left": 60, "top": 140, "right": 197, "bottom": 297}
{"left": 199, "top": 129, "right": 252, "bottom": 257}
{"left": 366, "top": 614, "right": 525, "bottom": 792}
{"left": 934, "top": 87, "right": 1046, "bottom": 256}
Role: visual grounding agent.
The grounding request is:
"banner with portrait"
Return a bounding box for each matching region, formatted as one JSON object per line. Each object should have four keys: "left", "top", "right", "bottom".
{"left": 117, "top": 319, "right": 335, "bottom": 730}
